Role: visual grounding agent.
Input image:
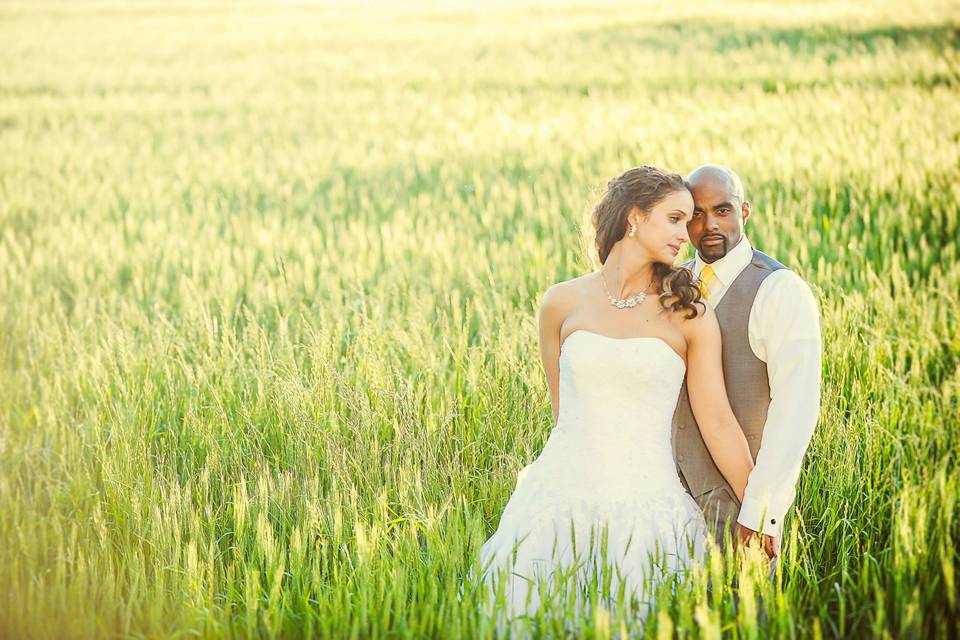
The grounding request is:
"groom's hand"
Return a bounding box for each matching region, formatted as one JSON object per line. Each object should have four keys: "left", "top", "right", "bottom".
{"left": 763, "top": 533, "right": 781, "bottom": 559}
{"left": 734, "top": 523, "right": 780, "bottom": 559}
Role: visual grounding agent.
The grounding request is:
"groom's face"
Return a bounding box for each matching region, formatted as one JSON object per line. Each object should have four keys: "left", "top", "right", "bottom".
{"left": 687, "top": 179, "right": 749, "bottom": 263}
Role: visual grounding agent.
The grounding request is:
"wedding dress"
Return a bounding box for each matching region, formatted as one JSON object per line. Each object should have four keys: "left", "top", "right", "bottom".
{"left": 472, "top": 329, "right": 711, "bottom": 632}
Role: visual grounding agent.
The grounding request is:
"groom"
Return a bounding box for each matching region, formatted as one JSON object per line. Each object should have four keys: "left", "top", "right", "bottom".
{"left": 672, "top": 164, "right": 822, "bottom": 559}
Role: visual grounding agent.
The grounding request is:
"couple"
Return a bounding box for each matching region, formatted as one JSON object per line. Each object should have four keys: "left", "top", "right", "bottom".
{"left": 473, "top": 164, "right": 822, "bottom": 628}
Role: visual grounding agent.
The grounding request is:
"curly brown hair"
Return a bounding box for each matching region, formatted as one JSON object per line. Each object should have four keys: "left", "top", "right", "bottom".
{"left": 591, "top": 165, "right": 705, "bottom": 319}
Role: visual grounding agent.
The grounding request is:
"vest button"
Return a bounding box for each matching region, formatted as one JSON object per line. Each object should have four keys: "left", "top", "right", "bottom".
{"left": 677, "top": 454, "right": 685, "bottom": 463}
{"left": 679, "top": 423, "right": 686, "bottom": 430}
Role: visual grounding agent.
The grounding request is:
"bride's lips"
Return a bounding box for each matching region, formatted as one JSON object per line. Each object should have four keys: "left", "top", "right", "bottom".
{"left": 702, "top": 234, "right": 725, "bottom": 247}
{"left": 668, "top": 244, "right": 680, "bottom": 256}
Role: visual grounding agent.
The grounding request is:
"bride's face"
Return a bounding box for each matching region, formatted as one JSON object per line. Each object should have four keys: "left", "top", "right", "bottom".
{"left": 629, "top": 189, "right": 693, "bottom": 265}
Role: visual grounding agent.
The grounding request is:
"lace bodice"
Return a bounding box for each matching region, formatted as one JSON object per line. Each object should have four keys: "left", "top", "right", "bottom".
{"left": 557, "top": 329, "right": 685, "bottom": 429}
{"left": 520, "top": 330, "right": 688, "bottom": 497}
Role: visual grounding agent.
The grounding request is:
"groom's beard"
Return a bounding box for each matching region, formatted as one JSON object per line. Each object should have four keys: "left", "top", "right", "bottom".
{"left": 698, "top": 234, "right": 728, "bottom": 260}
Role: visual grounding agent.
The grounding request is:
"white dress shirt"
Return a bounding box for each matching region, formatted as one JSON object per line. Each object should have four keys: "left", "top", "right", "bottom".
{"left": 692, "top": 236, "right": 822, "bottom": 538}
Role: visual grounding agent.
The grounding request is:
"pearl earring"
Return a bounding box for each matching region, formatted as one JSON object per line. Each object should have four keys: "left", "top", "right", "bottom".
{"left": 628, "top": 223, "right": 637, "bottom": 238}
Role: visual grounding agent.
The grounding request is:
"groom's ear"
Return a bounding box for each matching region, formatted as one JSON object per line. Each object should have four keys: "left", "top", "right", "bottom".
{"left": 741, "top": 201, "right": 751, "bottom": 226}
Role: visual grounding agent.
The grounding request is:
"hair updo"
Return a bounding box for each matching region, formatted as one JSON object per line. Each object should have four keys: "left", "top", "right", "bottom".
{"left": 590, "top": 165, "right": 704, "bottom": 319}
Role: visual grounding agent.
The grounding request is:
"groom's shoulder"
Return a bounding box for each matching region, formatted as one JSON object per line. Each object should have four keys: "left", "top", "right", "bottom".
{"left": 750, "top": 249, "right": 788, "bottom": 273}
{"left": 749, "top": 250, "right": 817, "bottom": 305}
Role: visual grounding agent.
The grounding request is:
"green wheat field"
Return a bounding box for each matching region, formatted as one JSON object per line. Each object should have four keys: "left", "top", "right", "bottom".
{"left": 2, "top": 0, "right": 959, "bottom": 637}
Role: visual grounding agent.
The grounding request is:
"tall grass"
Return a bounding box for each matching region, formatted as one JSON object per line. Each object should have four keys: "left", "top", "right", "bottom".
{"left": 1, "top": 0, "right": 958, "bottom": 637}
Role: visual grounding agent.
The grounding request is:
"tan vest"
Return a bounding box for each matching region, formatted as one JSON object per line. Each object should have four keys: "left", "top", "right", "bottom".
{"left": 672, "top": 250, "right": 786, "bottom": 530}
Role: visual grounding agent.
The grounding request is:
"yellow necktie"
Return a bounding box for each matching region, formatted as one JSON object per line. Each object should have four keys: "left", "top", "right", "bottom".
{"left": 699, "top": 265, "right": 716, "bottom": 299}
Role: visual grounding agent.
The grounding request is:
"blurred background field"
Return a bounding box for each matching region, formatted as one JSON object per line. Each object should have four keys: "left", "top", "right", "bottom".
{"left": 1, "top": 0, "right": 959, "bottom": 637}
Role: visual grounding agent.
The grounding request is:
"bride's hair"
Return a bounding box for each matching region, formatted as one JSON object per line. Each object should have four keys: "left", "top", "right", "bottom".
{"left": 590, "top": 165, "right": 704, "bottom": 319}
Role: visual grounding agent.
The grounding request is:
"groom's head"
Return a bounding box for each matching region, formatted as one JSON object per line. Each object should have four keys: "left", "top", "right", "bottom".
{"left": 686, "top": 165, "right": 751, "bottom": 263}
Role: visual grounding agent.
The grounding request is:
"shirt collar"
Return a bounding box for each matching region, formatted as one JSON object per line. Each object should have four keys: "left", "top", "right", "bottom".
{"left": 693, "top": 235, "right": 753, "bottom": 286}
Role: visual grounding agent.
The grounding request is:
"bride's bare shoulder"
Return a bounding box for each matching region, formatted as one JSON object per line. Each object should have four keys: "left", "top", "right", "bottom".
{"left": 540, "top": 272, "right": 596, "bottom": 315}
{"left": 669, "top": 301, "right": 718, "bottom": 341}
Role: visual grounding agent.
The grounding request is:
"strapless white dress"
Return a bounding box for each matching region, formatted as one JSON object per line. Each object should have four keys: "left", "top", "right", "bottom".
{"left": 472, "top": 329, "right": 710, "bottom": 630}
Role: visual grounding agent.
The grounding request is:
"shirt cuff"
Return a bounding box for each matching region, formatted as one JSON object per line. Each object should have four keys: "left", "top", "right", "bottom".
{"left": 737, "top": 495, "right": 785, "bottom": 538}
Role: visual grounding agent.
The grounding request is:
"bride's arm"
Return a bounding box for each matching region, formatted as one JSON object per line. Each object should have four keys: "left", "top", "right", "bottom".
{"left": 682, "top": 304, "right": 755, "bottom": 501}
{"left": 538, "top": 284, "right": 568, "bottom": 425}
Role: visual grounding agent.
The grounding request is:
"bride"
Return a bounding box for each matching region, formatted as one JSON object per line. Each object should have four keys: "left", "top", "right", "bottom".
{"left": 471, "top": 165, "right": 756, "bottom": 632}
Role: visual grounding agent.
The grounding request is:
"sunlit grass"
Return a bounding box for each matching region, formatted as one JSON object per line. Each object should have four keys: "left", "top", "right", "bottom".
{"left": 1, "top": 0, "right": 958, "bottom": 637}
